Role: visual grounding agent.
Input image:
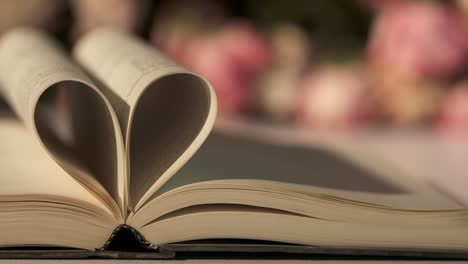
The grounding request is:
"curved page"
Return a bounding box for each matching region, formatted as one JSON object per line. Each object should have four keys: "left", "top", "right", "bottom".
{"left": 0, "top": 118, "right": 118, "bottom": 249}
{"left": 74, "top": 28, "right": 217, "bottom": 211}
{"left": 0, "top": 28, "right": 125, "bottom": 218}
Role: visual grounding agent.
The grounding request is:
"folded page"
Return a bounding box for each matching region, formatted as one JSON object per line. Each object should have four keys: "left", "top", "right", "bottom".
{"left": 0, "top": 28, "right": 126, "bottom": 217}
{"left": 74, "top": 28, "right": 217, "bottom": 211}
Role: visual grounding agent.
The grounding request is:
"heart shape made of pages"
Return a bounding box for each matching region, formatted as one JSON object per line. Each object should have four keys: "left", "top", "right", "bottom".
{"left": 33, "top": 73, "right": 216, "bottom": 213}
{"left": 71, "top": 28, "right": 217, "bottom": 212}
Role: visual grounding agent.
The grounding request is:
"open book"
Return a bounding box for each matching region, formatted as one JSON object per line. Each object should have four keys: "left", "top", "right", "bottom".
{"left": 0, "top": 28, "right": 467, "bottom": 254}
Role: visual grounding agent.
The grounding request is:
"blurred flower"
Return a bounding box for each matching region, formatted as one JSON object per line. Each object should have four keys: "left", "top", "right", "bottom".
{"left": 296, "top": 64, "right": 373, "bottom": 130}
{"left": 255, "top": 23, "right": 310, "bottom": 121}
{"left": 71, "top": 0, "right": 140, "bottom": 39}
{"left": 256, "top": 68, "right": 302, "bottom": 122}
{"left": 376, "top": 79, "right": 444, "bottom": 126}
{"left": 368, "top": 1, "right": 468, "bottom": 81}
{"left": 0, "top": 0, "right": 66, "bottom": 33}
{"left": 437, "top": 83, "right": 468, "bottom": 136}
{"left": 215, "top": 22, "right": 271, "bottom": 75}
{"left": 183, "top": 35, "right": 253, "bottom": 115}
{"left": 154, "top": 17, "right": 271, "bottom": 115}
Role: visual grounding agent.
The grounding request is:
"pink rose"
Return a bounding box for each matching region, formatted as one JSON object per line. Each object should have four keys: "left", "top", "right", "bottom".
{"left": 368, "top": 1, "right": 468, "bottom": 81}
{"left": 215, "top": 21, "right": 271, "bottom": 76}
{"left": 182, "top": 36, "right": 253, "bottom": 115}
{"left": 171, "top": 21, "right": 271, "bottom": 115}
{"left": 152, "top": 17, "right": 271, "bottom": 115}
{"left": 296, "top": 64, "right": 372, "bottom": 130}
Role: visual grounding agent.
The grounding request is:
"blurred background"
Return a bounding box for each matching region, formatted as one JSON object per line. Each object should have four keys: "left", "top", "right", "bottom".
{"left": 2, "top": 0, "right": 468, "bottom": 137}
{"left": 1, "top": 0, "right": 468, "bottom": 206}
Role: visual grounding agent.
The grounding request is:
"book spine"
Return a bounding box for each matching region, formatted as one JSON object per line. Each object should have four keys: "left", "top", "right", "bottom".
{"left": 98, "top": 224, "right": 158, "bottom": 251}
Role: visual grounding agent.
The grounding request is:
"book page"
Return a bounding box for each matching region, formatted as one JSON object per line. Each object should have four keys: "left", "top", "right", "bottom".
{"left": 73, "top": 28, "right": 217, "bottom": 211}
{"left": 128, "top": 125, "right": 465, "bottom": 228}
{"left": 142, "top": 121, "right": 463, "bottom": 215}
{"left": 140, "top": 204, "right": 468, "bottom": 251}
{"left": 0, "top": 114, "right": 112, "bottom": 214}
{"left": 0, "top": 28, "right": 126, "bottom": 217}
{"left": 0, "top": 116, "right": 119, "bottom": 250}
{"left": 220, "top": 120, "right": 464, "bottom": 208}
